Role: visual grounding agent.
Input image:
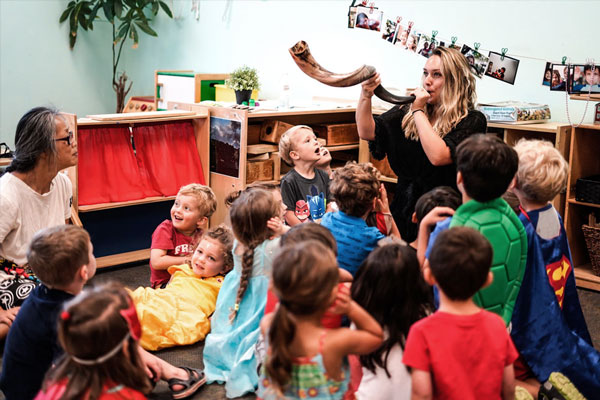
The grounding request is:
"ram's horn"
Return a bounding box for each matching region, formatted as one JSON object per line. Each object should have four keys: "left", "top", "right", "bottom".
{"left": 289, "top": 40, "right": 415, "bottom": 105}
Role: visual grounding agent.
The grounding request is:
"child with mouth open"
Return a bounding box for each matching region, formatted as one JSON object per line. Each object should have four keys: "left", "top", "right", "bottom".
{"left": 148, "top": 184, "right": 217, "bottom": 288}
{"left": 279, "top": 125, "right": 333, "bottom": 225}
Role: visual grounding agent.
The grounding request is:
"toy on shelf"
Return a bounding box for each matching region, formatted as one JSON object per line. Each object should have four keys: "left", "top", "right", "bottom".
{"left": 155, "top": 71, "right": 229, "bottom": 111}
{"left": 124, "top": 96, "right": 155, "bottom": 113}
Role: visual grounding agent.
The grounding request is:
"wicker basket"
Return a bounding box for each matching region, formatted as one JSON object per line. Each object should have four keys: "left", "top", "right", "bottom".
{"left": 582, "top": 224, "right": 600, "bottom": 276}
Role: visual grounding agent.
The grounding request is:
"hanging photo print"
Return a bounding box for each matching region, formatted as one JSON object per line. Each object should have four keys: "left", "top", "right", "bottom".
{"left": 416, "top": 32, "right": 437, "bottom": 58}
{"left": 550, "top": 64, "right": 569, "bottom": 91}
{"left": 485, "top": 51, "right": 520, "bottom": 85}
{"left": 354, "top": 6, "right": 383, "bottom": 32}
{"left": 542, "top": 62, "right": 552, "bottom": 87}
{"left": 394, "top": 21, "right": 412, "bottom": 48}
{"left": 570, "top": 64, "right": 600, "bottom": 93}
{"left": 405, "top": 30, "right": 420, "bottom": 53}
{"left": 461, "top": 44, "right": 489, "bottom": 78}
{"left": 348, "top": 6, "right": 358, "bottom": 28}
{"left": 381, "top": 19, "right": 397, "bottom": 43}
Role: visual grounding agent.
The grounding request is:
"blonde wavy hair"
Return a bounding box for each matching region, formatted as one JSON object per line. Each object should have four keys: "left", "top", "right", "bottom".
{"left": 403, "top": 46, "right": 477, "bottom": 140}
{"left": 514, "top": 139, "right": 568, "bottom": 203}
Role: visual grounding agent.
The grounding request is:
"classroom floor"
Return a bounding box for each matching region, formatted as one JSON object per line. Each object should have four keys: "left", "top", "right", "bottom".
{"left": 1, "top": 262, "right": 599, "bottom": 400}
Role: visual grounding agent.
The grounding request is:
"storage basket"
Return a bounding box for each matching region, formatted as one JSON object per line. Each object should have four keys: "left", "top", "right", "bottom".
{"left": 576, "top": 175, "right": 600, "bottom": 204}
{"left": 582, "top": 224, "right": 600, "bottom": 276}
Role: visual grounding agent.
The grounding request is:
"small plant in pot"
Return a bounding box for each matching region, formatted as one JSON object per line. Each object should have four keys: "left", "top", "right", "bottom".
{"left": 226, "top": 66, "right": 260, "bottom": 104}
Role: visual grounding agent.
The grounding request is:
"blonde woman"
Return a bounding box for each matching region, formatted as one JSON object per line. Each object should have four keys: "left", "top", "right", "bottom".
{"left": 356, "top": 46, "right": 487, "bottom": 242}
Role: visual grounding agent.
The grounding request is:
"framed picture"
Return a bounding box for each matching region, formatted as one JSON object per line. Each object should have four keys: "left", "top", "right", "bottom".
{"left": 354, "top": 6, "right": 383, "bottom": 32}
{"left": 210, "top": 116, "right": 241, "bottom": 178}
{"left": 485, "top": 51, "right": 520, "bottom": 85}
{"left": 460, "top": 44, "right": 490, "bottom": 78}
{"left": 416, "top": 32, "right": 437, "bottom": 58}
{"left": 394, "top": 22, "right": 411, "bottom": 48}
{"left": 550, "top": 64, "right": 569, "bottom": 92}
{"left": 381, "top": 19, "right": 397, "bottom": 43}
{"left": 405, "top": 31, "right": 420, "bottom": 53}
{"left": 542, "top": 62, "right": 552, "bottom": 87}
{"left": 570, "top": 64, "right": 600, "bottom": 94}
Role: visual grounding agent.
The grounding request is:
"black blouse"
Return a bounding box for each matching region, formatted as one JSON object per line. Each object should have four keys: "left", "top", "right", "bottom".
{"left": 369, "top": 105, "right": 487, "bottom": 241}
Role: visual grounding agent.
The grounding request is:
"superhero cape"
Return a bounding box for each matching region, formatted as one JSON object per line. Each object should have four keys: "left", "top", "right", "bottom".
{"left": 511, "top": 205, "right": 600, "bottom": 399}
{"left": 449, "top": 198, "right": 528, "bottom": 325}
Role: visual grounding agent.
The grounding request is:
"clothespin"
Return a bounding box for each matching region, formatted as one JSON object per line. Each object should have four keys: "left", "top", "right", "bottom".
{"left": 500, "top": 48, "right": 508, "bottom": 61}
{"left": 360, "top": 0, "right": 367, "bottom": 5}
{"left": 473, "top": 42, "right": 481, "bottom": 56}
{"left": 368, "top": 2, "right": 375, "bottom": 14}
{"left": 431, "top": 30, "right": 438, "bottom": 44}
{"left": 396, "top": 16, "right": 402, "bottom": 24}
{"left": 561, "top": 56, "right": 567, "bottom": 65}
{"left": 451, "top": 36, "right": 458, "bottom": 46}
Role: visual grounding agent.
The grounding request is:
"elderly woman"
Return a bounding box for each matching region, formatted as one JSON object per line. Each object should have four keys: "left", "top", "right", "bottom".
{"left": 356, "top": 46, "right": 487, "bottom": 242}
{"left": 0, "top": 107, "right": 76, "bottom": 337}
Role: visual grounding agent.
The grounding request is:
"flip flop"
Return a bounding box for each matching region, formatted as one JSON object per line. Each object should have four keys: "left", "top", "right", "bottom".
{"left": 167, "top": 366, "right": 206, "bottom": 399}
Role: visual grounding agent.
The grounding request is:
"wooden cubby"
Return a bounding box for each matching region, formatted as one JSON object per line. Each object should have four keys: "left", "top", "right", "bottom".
{"left": 564, "top": 124, "right": 600, "bottom": 291}
{"left": 69, "top": 109, "right": 210, "bottom": 268}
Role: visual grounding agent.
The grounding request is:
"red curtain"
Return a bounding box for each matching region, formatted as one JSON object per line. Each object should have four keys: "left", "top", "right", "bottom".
{"left": 132, "top": 121, "right": 205, "bottom": 197}
{"left": 78, "top": 125, "right": 157, "bottom": 205}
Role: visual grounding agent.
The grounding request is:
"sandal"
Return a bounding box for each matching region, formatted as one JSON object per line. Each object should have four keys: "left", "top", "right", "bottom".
{"left": 167, "top": 366, "right": 206, "bottom": 399}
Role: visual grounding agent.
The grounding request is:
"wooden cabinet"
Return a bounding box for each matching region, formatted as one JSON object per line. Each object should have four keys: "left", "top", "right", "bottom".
{"left": 564, "top": 124, "right": 600, "bottom": 291}
{"left": 69, "top": 109, "right": 210, "bottom": 268}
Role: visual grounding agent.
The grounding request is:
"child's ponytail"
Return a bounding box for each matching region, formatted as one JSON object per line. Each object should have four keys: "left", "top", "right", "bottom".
{"left": 264, "top": 241, "right": 339, "bottom": 394}
{"left": 229, "top": 188, "right": 280, "bottom": 322}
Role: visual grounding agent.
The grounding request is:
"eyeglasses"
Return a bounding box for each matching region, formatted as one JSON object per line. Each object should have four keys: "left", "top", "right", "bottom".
{"left": 55, "top": 131, "right": 75, "bottom": 146}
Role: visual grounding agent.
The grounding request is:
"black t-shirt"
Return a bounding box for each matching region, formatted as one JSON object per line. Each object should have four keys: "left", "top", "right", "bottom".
{"left": 369, "top": 105, "right": 487, "bottom": 241}
{"left": 280, "top": 168, "right": 331, "bottom": 222}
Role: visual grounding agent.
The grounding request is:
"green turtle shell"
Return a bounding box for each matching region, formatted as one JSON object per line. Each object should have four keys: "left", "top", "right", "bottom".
{"left": 449, "top": 198, "right": 527, "bottom": 325}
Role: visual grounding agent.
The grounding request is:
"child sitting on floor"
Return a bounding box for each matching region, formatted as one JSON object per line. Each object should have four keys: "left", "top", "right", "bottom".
{"left": 322, "top": 161, "right": 400, "bottom": 276}
{"left": 36, "top": 283, "right": 152, "bottom": 399}
{"left": 279, "top": 125, "right": 332, "bottom": 225}
{"left": 203, "top": 188, "right": 282, "bottom": 398}
{"left": 130, "top": 226, "right": 234, "bottom": 351}
{"left": 352, "top": 242, "right": 433, "bottom": 400}
{"left": 258, "top": 241, "right": 383, "bottom": 399}
{"left": 149, "top": 183, "right": 217, "bottom": 288}
{"left": 510, "top": 139, "right": 599, "bottom": 399}
{"left": 404, "top": 227, "right": 518, "bottom": 399}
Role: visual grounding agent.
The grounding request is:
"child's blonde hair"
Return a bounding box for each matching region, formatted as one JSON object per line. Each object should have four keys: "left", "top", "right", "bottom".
{"left": 203, "top": 225, "right": 235, "bottom": 274}
{"left": 178, "top": 183, "right": 217, "bottom": 218}
{"left": 41, "top": 282, "right": 151, "bottom": 398}
{"left": 229, "top": 188, "right": 280, "bottom": 321}
{"left": 265, "top": 241, "right": 339, "bottom": 396}
{"left": 330, "top": 161, "right": 380, "bottom": 217}
{"left": 27, "top": 225, "right": 90, "bottom": 288}
{"left": 514, "top": 139, "right": 568, "bottom": 203}
{"left": 278, "top": 125, "right": 313, "bottom": 166}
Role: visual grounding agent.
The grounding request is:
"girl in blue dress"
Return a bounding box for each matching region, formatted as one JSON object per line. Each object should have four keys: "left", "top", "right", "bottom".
{"left": 203, "top": 188, "right": 282, "bottom": 398}
{"left": 258, "top": 241, "right": 383, "bottom": 399}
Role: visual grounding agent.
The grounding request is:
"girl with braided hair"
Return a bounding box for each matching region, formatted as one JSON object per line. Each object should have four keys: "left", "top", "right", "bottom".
{"left": 258, "top": 241, "right": 383, "bottom": 399}
{"left": 202, "top": 188, "right": 282, "bottom": 398}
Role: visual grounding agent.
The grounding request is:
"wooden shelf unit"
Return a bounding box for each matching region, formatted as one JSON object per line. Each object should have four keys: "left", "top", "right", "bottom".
{"left": 70, "top": 109, "right": 210, "bottom": 268}
{"left": 564, "top": 124, "right": 600, "bottom": 291}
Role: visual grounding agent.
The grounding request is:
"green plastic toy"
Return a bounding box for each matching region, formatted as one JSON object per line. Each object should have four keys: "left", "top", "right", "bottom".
{"left": 450, "top": 198, "right": 527, "bottom": 325}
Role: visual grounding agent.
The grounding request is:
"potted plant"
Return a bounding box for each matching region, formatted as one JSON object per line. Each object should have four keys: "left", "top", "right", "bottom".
{"left": 226, "top": 66, "right": 260, "bottom": 104}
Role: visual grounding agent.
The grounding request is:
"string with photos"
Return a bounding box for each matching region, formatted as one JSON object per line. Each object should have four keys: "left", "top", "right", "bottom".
{"left": 346, "top": 1, "right": 596, "bottom": 82}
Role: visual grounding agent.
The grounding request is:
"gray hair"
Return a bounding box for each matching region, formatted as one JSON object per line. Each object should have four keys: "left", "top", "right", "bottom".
{"left": 7, "top": 106, "right": 63, "bottom": 173}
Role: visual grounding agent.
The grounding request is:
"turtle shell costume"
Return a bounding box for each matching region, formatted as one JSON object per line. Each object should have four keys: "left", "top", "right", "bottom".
{"left": 450, "top": 198, "right": 527, "bottom": 325}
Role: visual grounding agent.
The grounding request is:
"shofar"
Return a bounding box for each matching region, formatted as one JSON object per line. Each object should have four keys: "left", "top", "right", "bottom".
{"left": 289, "top": 40, "right": 415, "bottom": 105}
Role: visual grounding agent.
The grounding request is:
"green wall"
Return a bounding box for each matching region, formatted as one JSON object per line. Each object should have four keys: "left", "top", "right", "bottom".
{"left": 2, "top": 1, "right": 599, "bottom": 147}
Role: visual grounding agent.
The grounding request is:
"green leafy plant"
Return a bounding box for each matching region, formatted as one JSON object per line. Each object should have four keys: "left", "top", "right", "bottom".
{"left": 226, "top": 66, "right": 261, "bottom": 92}
{"left": 59, "top": 0, "right": 173, "bottom": 112}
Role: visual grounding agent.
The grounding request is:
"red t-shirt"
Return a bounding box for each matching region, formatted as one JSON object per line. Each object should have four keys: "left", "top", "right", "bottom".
{"left": 36, "top": 379, "right": 146, "bottom": 400}
{"left": 150, "top": 220, "right": 198, "bottom": 288}
{"left": 403, "top": 310, "right": 518, "bottom": 400}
